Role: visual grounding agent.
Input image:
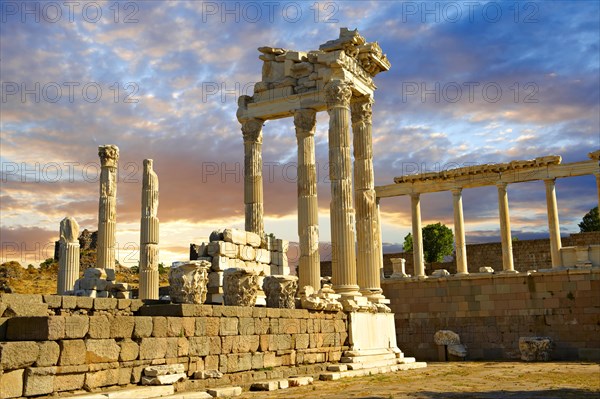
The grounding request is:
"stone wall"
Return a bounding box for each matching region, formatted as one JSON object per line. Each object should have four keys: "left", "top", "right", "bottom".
{"left": 382, "top": 268, "right": 600, "bottom": 361}
{"left": 0, "top": 294, "right": 347, "bottom": 398}
{"left": 378, "top": 231, "right": 600, "bottom": 276}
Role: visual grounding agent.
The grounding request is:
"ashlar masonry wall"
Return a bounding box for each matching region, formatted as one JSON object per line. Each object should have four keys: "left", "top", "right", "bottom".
{"left": 382, "top": 268, "right": 600, "bottom": 361}
{"left": 0, "top": 294, "right": 347, "bottom": 398}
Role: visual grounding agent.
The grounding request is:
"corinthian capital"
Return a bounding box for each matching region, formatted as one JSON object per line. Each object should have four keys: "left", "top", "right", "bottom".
{"left": 241, "top": 118, "right": 264, "bottom": 143}
{"left": 293, "top": 109, "right": 317, "bottom": 135}
{"left": 98, "top": 145, "right": 119, "bottom": 168}
{"left": 350, "top": 96, "right": 373, "bottom": 124}
{"left": 324, "top": 80, "right": 352, "bottom": 107}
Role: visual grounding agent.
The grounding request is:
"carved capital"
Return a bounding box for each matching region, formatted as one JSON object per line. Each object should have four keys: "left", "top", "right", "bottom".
{"left": 350, "top": 97, "right": 373, "bottom": 124}
{"left": 451, "top": 188, "right": 462, "bottom": 196}
{"left": 241, "top": 118, "right": 264, "bottom": 143}
{"left": 324, "top": 80, "right": 352, "bottom": 107}
{"left": 293, "top": 109, "right": 317, "bottom": 135}
{"left": 98, "top": 145, "right": 119, "bottom": 168}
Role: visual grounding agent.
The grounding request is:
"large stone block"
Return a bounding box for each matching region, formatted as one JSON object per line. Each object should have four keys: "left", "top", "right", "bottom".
{"left": 93, "top": 298, "right": 118, "bottom": 310}
{"left": 85, "top": 339, "right": 120, "bottom": 363}
{"left": 0, "top": 369, "right": 23, "bottom": 398}
{"left": 238, "top": 246, "right": 256, "bottom": 261}
{"left": 59, "top": 340, "right": 86, "bottom": 366}
{"left": 84, "top": 368, "right": 120, "bottom": 390}
{"left": 134, "top": 317, "right": 153, "bottom": 339}
{"left": 152, "top": 317, "right": 168, "bottom": 337}
{"left": 88, "top": 315, "right": 110, "bottom": 339}
{"left": 23, "top": 367, "right": 55, "bottom": 396}
{"left": 109, "top": 316, "right": 135, "bottom": 338}
{"left": 54, "top": 373, "right": 85, "bottom": 392}
{"left": 139, "top": 338, "right": 167, "bottom": 360}
{"left": 65, "top": 315, "right": 89, "bottom": 339}
{"left": 207, "top": 242, "right": 238, "bottom": 258}
{"left": 223, "top": 228, "right": 247, "bottom": 245}
{"left": 2, "top": 302, "right": 48, "bottom": 318}
{"left": 0, "top": 342, "right": 39, "bottom": 369}
{"left": 36, "top": 341, "right": 60, "bottom": 367}
{"left": 6, "top": 317, "right": 65, "bottom": 341}
{"left": 220, "top": 318, "right": 239, "bottom": 336}
{"left": 246, "top": 231, "right": 261, "bottom": 248}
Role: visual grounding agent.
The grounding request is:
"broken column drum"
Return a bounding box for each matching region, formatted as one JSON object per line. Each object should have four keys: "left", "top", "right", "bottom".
{"left": 139, "top": 159, "right": 160, "bottom": 300}
{"left": 57, "top": 216, "right": 80, "bottom": 295}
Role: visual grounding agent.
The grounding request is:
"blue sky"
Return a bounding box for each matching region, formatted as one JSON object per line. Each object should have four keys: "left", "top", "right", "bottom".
{"left": 1, "top": 1, "right": 599, "bottom": 266}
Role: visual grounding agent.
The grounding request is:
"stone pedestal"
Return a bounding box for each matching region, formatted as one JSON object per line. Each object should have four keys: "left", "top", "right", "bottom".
{"left": 168, "top": 261, "right": 210, "bottom": 304}
{"left": 325, "top": 80, "right": 360, "bottom": 297}
{"left": 241, "top": 118, "right": 264, "bottom": 235}
{"left": 294, "top": 109, "right": 321, "bottom": 293}
{"left": 57, "top": 217, "right": 80, "bottom": 295}
{"left": 223, "top": 268, "right": 259, "bottom": 306}
{"left": 139, "top": 159, "right": 160, "bottom": 300}
{"left": 96, "top": 145, "right": 119, "bottom": 272}
{"left": 262, "top": 275, "right": 298, "bottom": 309}
{"left": 390, "top": 258, "right": 408, "bottom": 278}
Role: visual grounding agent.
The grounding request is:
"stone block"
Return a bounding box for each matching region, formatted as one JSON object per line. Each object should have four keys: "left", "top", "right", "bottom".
{"left": 110, "top": 316, "right": 135, "bottom": 339}
{"left": 58, "top": 340, "right": 86, "bottom": 366}
{"left": 288, "top": 376, "right": 313, "bottom": 386}
{"left": 246, "top": 232, "right": 261, "bottom": 248}
{"left": 274, "top": 239, "right": 289, "bottom": 253}
{"left": 84, "top": 339, "right": 120, "bottom": 363}
{"left": 7, "top": 316, "right": 65, "bottom": 341}
{"left": 153, "top": 316, "right": 168, "bottom": 337}
{"left": 207, "top": 242, "right": 238, "bottom": 258}
{"left": 23, "top": 367, "right": 55, "bottom": 396}
{"left": 211, "top": 256, "right": 231, "bottom": 272}
{"left": 255, "top": 249, "right": 271, "bottom": 264}
{"left": 238, "top": 246, "right": 256, "bottom": 261}
{"left": 54, "top": 373, "right": 85, "bottom": 392}
{"left": 144, "top": 363, "right": 185, "bottom": 377}
{"left": 223, "top": 228, "right": 247, "bottom": 245}
{"left": 189, "top": 337, "right": 210, "bottom": 357}
{"left": 84, "top": 368, "right": 120, "bottom": 390}
{"left": 251, "top": 380, "right": 280, "bottom": 391}
{"left": 141, "top": 373, "right": 186, "bottom": 385}
{"left": 139, "top": 338, "right": 168, "bottom": 360}
{"left": 2, "top": 302, "right": 48, "bottom": 317}
{"left": 43, "top": 295, "right": 62, "bottom": 308}
{"left": 0, "top": 341, "right": 39, "bottom": 369}
{"left": 0, "top": 369, "right": 24, "bottom": 398}
{"left": 0, "top": 318, "right": 7, "bottom": 340}
{"left": 238, "top": 318, "right": 255, "bottom": 335}
{"left": 88, "top": 315, "right": 110, "bottom": 339}
{"left": 220, "top": 318, "right": 238, "bottom": 336}
{"left": 134, "top": 317, "right": 153, "bottom": 339}
{"left": 65, "top": 315, "right": 89, "bottom": 339}
{"left": 76, "top": 296, "right": 94, "bottom": 309}
{"left": 208, "top": 272, "right": 224, "bottom": 288}
{"left": 36, "top": 341, "right": 60, "bottom": 367}
{"left": 94, "top": 298, "right": 117, "bottom": 310}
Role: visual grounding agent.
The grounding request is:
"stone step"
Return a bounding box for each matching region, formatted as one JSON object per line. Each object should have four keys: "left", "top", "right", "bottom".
{"left": 206, "top": 386, "right": 243, "bottom": 397}
{"left": 250, "top": 379, "right": 289, "bottom": 391}
{"left": 106, "top": 386, "right": 175, "bottom": 399}
{"left": 320, "top": 361, "right": 427, "bottom": 381}
{"left": 346, "top": 358, "right": 401, "bottom": 370}
{"left": 343, "top": 349, "right": 399, "bottom": 357}
{"left": 400, "top": 357, "right": 416, "bottom": 364}
{"left": 341, "top": 353, "right": 397, "bottom": 363}
{"left": 288, "top": 376, "right": 314, "bottom": 387}
{"left": 154, "top": 393, "right": 213, "bottom": 399}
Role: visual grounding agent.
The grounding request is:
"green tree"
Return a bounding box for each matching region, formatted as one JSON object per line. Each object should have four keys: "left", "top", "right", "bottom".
{"left": 402, "top": 223, "right": 455, "bottom": 263}
{"left": 579, "top": 206, "right": 600, "bottom": 232}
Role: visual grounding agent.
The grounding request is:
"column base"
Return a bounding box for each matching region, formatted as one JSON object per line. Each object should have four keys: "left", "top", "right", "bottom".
{"left": 333, "top": 284, "right": 362, "bottom": 298}
{"left": 499, "top": 269, "right": 519, "bottom": 274}
{"left": 455, "top": 272, "right": 469, "bottom": 276}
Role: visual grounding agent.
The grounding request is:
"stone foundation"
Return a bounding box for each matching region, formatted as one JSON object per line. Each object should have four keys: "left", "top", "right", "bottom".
{"left": 0, "top": 295, "right": 348, "bottom": 398}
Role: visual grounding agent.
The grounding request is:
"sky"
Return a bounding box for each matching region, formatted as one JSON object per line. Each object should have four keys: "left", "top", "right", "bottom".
{"left": 1, "top": 0, "right": 599, "bottom": 268}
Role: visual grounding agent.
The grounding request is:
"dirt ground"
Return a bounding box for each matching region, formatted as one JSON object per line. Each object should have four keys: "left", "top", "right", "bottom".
{"left": 238, "top": 362, "right": 600, "bottom": 399}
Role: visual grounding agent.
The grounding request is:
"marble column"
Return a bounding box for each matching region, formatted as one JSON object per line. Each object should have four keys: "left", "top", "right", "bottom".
{"left": 376, "top": 198, "right": 385, "bottom": 280}
{"left": 497, "top": 182, "right": 515, "bottom": 272}
{"left": 294, "top": 109, "right": 321, "bottom": 292}
{"left": 242, "top": 118, "right": 264, "bottom": 235}
{"left": 139, "top": 159, "right": 160, "bottom": 300}
{"left": 452, "top": 188, "right": 468, "bottom": 275}
{"left": 325, "top": 80, "right": 360, "bottom": 297}
{"left": 57, "top": 216, "right": 80, "bottom": 295}
{"left": 410, "top": 193, "right": 425, "bottom": 277}
{"left": 595, "top": 172, "right": 600, "bottom": 209}
{"left": 96, "top": 145, "right": 119, "bottom": 271}
{"left": 544, "top": 179, "right": 562, "bottom": 268}
{"left": 351, "top": 96, "right": 383, "bottom": 300}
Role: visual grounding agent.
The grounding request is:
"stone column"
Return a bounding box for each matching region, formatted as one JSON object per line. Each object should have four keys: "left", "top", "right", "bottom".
{"left": 139, "top": 159, "right": 160, "bottom": 300}
{"left": 410, "top": 193, "right": 425, "bottom": 277}
{"left": 242, "top": 118, "right": 264, "bottom": 235}
{"left": 376, "top": 198, "right": 385, "bottom": 280}
{"left": 351, "top": 96, "right": 383, "bottom": 300}
{"left": 497, "top": 182, "right": 515, "bottom": 272}
{"left": 325, "top": 80, "right": 360, "bottom": 297}
{"left": 452, "top": 188, "right": 468, "bottom": 275}
{"left": 595, "top": 172, "right": 600, "bottom": 209}
{"left": 96, "top": 145, "right": 119, "bottom": 271}
{"left": 57, "top": 217, "right": 80, "bottom": 295}
{"left": 544, "top": 179, "right": 562, "bottom": 268}
{"left": 294, "top": 109, "right": 321, "bottom": 293}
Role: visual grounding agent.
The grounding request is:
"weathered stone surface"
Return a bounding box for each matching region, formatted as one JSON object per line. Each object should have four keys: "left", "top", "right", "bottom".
{"left": 431, "top": 269, "right": 450, "bottom": 277}
{"left": 263, "top": 275, "right": 298, "bottom": 309}
{"left": 65, "top": 315, "right": 89, "bottom": 339}
{"left": 223, "top": 228, "right": 247, "bottom": 245}
{"left": 207, "top": 386, "right": 242, "bottom": 397}
{"left": 434, "top": 330, "right": 461, "bottom": 346}
{"left": 207, "top": 241, "right": 238, "bottom": 258}
{"left": 288, "top": 376, "right": 314, "bottom": 386}
{"left": 36, "top": 341, "right": 60, "bottom": 366}
{"left": 119, "top": 339, "right": 139, "bottom": 362}
{"left": 223, "top": 268, "right": 259, "bottom": 307}
{"left": 246, "top": 231, "right": 261, "bottom": 248}
{"left": 59, "top": 340, "right": 86, "bottom": 366}
{"left": 142, "top": 373, "right": 186, "bottom": 385}
{"left": 0, "top": 341, "right": 39, "bottom": 369}
{"left": 193, "top": 369, "right": 223, "bottom": 379}
{"left": 23, "top": 367, "right": 54, "bottom": 396}
{"left": 84, "top": 368, "right": 120, "bottom": 390}
{"left": 96, "top": 144, "right": 119, "bottom": 271}
{"left": 139, "top": 158, "right": 160, "bottom": 300}
{"left": 251, "top": 380, "right": 280, "bottom": 391}
{"left": 0, "top": 368, "right": 24, "bottom": 398}
{"left": 519, "top": 337, "right": 553, "bottom": 361}
{"left": 448, "top": 344, "right": 468, "bottom": 358}
{"left": 54, "top": 373, "right": 85, "bottom": 392}
{"left": 169, "top": 262, "right": 210, "bottom": 304}
{"left": 144, "top": 364, "right": 185, "bottom": 377}
{"left": 479, "top": 266, "right": 494, "bottom": 273}
{"left": 7, "top": 316, "right": 66, "bottom": 342}
{"left": 139, "top": 338, "right": 168, "bottom": 360}
{"left": 110, "top": 316, "right": 135, "bottom": 338}
{"left": 2, "top": 302, "right": 48, "bottom": 317}
{"left": 134, "top": 317, "right": 153, "bottom": 339}
{"left": 105, "top": 386, "right": 174, "bottom": 399}
{"left": 85, "top": 339, "right": 120, "bottom": 363}
{"left": 88, "top": 315, "right": 110, "bottom": 339}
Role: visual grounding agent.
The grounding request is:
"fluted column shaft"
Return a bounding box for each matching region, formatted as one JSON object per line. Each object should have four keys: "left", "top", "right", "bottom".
{"left": 351, "top": 96, "right": 382, "bottom": 298}
{"left": 97, "top": 145, "right": 119, "bottom": 271}
{"left": 544, "top": 179, "right": 562, "bottom": 268}
{"left": 410, "top": 193, "right": 425, "bottom": 277}
{"left": 452, "top": 188, "right": 468, "bottom": 275}
{"left": 294, "top": 109, "right": 321, "bottom": 292}
{"left": 376, "top": 198, "right": 384, "bottom": 280}
{"left": 497, "top": 182, "right": 515, "bottom": 272}
{"left": 57, "top": 217, "right": 80, "bottom": 295}
{"left": 139, "top": 159, "right": 160, "bottom": 300}
{"left": 595, "top": 173, "right": 600, "bottom": 209}
{"left": 242, "top": 119, "right": 264, "bottom": 235}
{"left": 325, "top": 80, "right": 360, "bottom": 297}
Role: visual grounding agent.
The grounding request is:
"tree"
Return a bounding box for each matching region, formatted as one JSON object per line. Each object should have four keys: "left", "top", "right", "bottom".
{"left": 579, "top": 206, "right": 600, "bottom": 232}
{"left": 402, "top": 223, "right": 455, "bottom": 263}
